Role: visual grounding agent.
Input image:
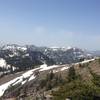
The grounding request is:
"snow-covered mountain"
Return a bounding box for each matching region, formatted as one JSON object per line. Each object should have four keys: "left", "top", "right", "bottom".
{"left": 43, "top": 46, "right": 92, "bottom": 64}
{"left": 0, "top": 44, "right": 93, "bottom": 76}
{"left": 1, "top": 44, "right": 27, "bottom": 52}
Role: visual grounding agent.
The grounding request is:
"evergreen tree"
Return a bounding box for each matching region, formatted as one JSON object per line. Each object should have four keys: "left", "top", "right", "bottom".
{"left": 68, "top": 66, "right": 77, "bottom": 81}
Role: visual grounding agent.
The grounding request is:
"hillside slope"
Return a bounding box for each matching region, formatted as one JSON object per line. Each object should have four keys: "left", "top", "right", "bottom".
{"left": 0, "top": 58, "right": 100, "bottom": 100}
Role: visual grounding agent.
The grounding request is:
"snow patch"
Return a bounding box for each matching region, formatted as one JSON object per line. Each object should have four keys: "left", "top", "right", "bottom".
{"left": 0, "top": 58, "right": 6, "bottom": 68}
{"left": 67, "top": 46, "right": 72, "bottom": 50}
{"left": 28, "top": 75, "right": 35, "bottom": 81}
{"left": 61, "top": 67, "right": 69, "bottom": 71}
{"left": 40, "top": 64, "right": 59, "bottom": 71}
{"left": 81, "top": 59, "right": 95, "bottom": 64}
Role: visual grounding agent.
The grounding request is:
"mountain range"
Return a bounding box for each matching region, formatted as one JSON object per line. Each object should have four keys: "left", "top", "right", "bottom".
{"left": 0, "top": 44, "right": 94, "bottom": 75}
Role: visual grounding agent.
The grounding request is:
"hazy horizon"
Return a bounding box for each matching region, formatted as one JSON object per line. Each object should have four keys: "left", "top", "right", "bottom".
{"left": 0, "top": 0, "right": 100, "bottom": 50}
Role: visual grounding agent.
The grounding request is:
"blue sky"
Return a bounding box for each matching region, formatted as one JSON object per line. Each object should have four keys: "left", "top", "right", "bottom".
{"left": 0, "top": 0, "right": 100, "bottom": 50}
